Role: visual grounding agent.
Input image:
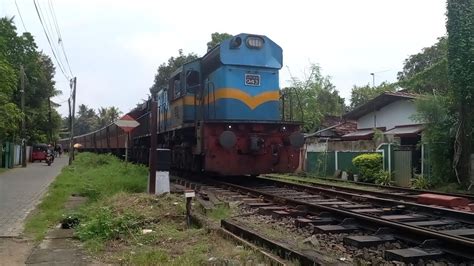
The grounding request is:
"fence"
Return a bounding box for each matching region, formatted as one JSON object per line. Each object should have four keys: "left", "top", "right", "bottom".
{"left": 305, "top": 143, "right": 434, "bottom": 187}
{"left": 1, "top": 142, "right": 29, "bottom": 169}
{"left": 306, "top": 151, "right": 379, "bottom": 177}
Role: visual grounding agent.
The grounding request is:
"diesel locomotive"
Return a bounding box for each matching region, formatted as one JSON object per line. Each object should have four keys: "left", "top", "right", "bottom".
{"left": 62, "top": 33, "right": 304, "bottom": 176}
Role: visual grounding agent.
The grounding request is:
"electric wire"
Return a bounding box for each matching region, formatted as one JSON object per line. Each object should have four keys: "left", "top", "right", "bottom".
{"left": 47, "top": 0, "right": 74, "bottom": 76}
{"left": 14, "top": 0, "right": 27, "bottom": 32}
{"left": 33, "top": 0, "right": 70, "bottom": 81}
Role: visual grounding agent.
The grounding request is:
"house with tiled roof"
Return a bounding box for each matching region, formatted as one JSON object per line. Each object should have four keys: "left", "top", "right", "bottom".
{"left": 303, "top": 91, "right": 426, "bottom": 187}
{"left": 342, "top": 91, "right": 423, "bottom": 143}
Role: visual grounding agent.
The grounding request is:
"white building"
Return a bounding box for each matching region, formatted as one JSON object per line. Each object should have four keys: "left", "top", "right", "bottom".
{"left": 342, "top": 91, "right": 423, "bottom": 145}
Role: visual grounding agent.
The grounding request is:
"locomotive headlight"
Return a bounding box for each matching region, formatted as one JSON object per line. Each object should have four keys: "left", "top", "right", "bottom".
{"left": 219, "top": 130, "right": 237, "bottom": 149}
{"left": 246, "top": 36, "right": 264, "bottom": 49}
{"left": 289, "top": 132, "right": 305, "bottom": 148}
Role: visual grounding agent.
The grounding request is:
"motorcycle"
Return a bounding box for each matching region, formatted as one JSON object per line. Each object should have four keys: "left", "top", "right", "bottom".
{"left": 45, "top": 151, "right": 54, "bottom": 166}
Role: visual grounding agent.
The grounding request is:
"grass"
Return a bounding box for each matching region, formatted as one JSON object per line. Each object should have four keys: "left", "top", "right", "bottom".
{"left": 207, "top": 205, "right": 232, "bottom": 221}
{"left": 0, "top": 168, "right": 8, "bottom": 174}
{"left": 77, "top": 192, "right": 262, "bottom": 264}
{"left": 25, "top": 152, "right": 264, "bottom": 264}
{"left": 24, "top": 152, "right": 147, "bottom": 240}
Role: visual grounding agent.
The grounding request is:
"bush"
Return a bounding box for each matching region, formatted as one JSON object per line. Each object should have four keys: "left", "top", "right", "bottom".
{"left": 411, "top": 174, "right": 431, "bottom": 189}
{"left": 352, "top": 153, "right": 383, "bottom": 183}
{"left": 375, "top": 171, "right": 393, "bottom": 186}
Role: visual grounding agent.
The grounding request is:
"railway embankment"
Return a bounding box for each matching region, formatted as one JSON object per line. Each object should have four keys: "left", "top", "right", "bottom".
{"left": 24, "top": 153, "right": 267, "bottom": 265}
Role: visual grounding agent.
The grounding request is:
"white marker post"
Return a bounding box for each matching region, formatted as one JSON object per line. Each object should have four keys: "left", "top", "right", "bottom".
{"left": 114, "top": 115, "right": 140, "bottom": 162}
{"left": 185, "top": 190, "right": 195, "bottom": 227}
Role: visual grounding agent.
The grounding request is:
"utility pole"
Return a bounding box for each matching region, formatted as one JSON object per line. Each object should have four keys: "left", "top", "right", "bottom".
{"left": 20, "top": 65, "right": 27, "bottom": 167}
{"left": 48, "top": 97, "right": 52, "bottom": 143}
{"left": 370, "top": 73, "right": 375, "bottom": 88}
{"left": 148, "top": 99, "right": 157, "bottom": 194}
{"left": 68, "top": 77, "right": 77, "bottom": 165}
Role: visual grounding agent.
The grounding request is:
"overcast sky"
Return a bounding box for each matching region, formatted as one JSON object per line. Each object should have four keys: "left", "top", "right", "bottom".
{"left": 1, "top": 0, "right": 447, "bottom": 116}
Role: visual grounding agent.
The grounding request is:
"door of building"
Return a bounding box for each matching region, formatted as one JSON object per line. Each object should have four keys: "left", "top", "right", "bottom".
{"left": 394, "top": 147, "right": 413, "bottom": 187}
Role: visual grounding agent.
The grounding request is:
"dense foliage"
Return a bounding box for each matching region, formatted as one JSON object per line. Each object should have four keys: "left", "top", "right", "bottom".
{"left": 447, "top": 0, "right": 474, "bottom": 186}
{"left": 397, "top": 37, "right": 447, "bottom": 82}
{"left": 149, "top": 49, "right": 199, "bottom": 96}
{"left": 352, "top": 153, "right": 383, "bottom": 183}
{"left": 349, "top": 82, "right": 396, "bottom": 109}
{"left": 412, "top": 95, "right": 455, "bottom": 184}
{"left": 398, "top": 37, "right": 448, "bottom": 94}
{"left": 0, "top": 17, "right": 62, "bottom": 144}
{"left": 67, "top": 105, "right": 122, "bottom": 136}
{"left": 284, "top": 64, "right": 345, "bottom": 132}
{"left": 206, "top": 32, "right": 233, "bottom": 51}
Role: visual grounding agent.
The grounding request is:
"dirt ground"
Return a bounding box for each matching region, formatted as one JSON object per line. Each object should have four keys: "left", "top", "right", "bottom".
{"left": 0, "top": 238, "right": 34, "bottom": 266}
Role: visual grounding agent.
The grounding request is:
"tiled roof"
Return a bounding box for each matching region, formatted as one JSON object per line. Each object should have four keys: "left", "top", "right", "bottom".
{"left": 306, "top": 118, "right": 357, "bottom": 138}
{"left": 344, "top": 91, "right": 420, "bottom": 120}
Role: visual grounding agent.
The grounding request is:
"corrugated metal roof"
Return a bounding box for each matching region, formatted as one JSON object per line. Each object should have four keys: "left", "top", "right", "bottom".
{"left": 341, "top": 128, "right": 374, "bottom": 140}
{"left": 384, "top": 124, "right": 424, "bottom": 136}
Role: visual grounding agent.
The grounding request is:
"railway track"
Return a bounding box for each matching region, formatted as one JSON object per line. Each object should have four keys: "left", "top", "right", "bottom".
{"left": 173, "top": 175, "right": 474, "bottom": 264}
{"left": 266, "top": 174, "right": 474, "bottom": 203}
{"left": 255, "top": 176, "right": 474, "bottom": 223}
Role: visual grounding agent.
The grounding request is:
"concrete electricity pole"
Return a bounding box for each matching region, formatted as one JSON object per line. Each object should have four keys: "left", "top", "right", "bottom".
{"left": 148, "top": 99, "right": 157, "bottom": 194}
{"left": 370, "top": 73, "right": 375, "bottom": 88}
{"left": 68, "top": 77, "right": 77, "bottom": 165}
{"left": 20, "top": 65, "right": 27, "bottom": 167}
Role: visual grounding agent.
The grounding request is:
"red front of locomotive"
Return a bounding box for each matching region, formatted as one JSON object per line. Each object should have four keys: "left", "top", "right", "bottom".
{"left": 202, "top": 122, "right": 304, "bottom": 176}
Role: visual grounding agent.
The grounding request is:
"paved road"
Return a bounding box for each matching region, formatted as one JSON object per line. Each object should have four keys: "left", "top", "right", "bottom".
{"left": 0, "top": 157, "right": 68, "bottom": 237}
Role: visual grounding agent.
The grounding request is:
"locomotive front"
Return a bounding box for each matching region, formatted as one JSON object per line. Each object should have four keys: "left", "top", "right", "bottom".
{"left": 200, "top": 33, "right": 304, "bottom": 175}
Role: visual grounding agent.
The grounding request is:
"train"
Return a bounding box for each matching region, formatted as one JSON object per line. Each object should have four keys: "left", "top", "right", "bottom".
{"left": 60, "top": 33, "right": 304, "bottom": 176}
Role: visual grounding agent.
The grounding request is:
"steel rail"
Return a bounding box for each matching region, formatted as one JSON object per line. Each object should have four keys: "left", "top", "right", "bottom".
{"left": 256, "top": 177, "right": 474, "bottom": 224}
{"left": 265, "top": 174, "right": 474, "bottom": 202}
{"left": 221, "top": 220, "right": 338, "bottom": 265}
{"left": 214, "top": 180, "right": 474, "bottom": 260}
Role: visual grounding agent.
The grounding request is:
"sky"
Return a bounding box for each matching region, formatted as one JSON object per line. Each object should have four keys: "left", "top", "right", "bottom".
{"left": 1, "top": 0, "right": 447, "bottom": 116}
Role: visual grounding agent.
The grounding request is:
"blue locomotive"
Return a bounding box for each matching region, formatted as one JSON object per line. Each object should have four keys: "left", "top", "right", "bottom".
{"left": 155, "top": 33, "right": 304, "bottom": 175}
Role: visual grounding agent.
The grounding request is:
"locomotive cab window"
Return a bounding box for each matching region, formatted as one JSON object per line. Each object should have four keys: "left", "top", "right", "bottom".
{"left": 169, "top": 73, "right": 183, "bottom": 100}
{"left": 186, "top": 70, "right": 200, "bottom": 93}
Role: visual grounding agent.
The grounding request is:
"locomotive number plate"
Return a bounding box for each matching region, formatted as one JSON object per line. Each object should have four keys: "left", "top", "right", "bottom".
{"left": 245, "top": 74, "right": 261, "bottom": 86}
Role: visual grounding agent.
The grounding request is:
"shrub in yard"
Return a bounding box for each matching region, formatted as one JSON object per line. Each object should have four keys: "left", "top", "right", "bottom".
{"left": 352, "top": 153, "right": 383, "bottom": 183}
{"left": 375, "top": 171, "right": 393, "bottom": 186}
{"left": 411, "top": 174, "right": 431, "bottom": 189}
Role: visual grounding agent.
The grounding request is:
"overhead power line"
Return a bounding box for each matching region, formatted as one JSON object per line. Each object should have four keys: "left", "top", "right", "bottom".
{"left": 33, "top": 0, "right": 71, "bottom": 81}
{"left": 14, "top": 0, "right": 27, "bottom": 32}
{"left": 47, "top": 0, "right": 73, "bottom": 76}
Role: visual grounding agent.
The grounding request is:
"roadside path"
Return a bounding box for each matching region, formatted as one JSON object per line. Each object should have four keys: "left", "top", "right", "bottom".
{"left": 0, "top": 157, "right": 68, "bottom": 237}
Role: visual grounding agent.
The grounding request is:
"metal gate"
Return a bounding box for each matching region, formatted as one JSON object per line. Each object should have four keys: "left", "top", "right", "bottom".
{"left": 394, "top": 148, "right": 412, "bottom": 187}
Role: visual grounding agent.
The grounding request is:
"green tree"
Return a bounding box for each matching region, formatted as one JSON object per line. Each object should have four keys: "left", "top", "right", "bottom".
{"left": 206, "top": 32, "right": 233, "bottom": 51}
{"left": 399, "top": 59, "right": 448, "bottom": 94}
{"left": 149, "top": 49, "right": 199, "bottom": 96}
{"left": 286, "top": 64, "right": 345, "bottom": 132}
{"left": 349, "top": 82, "right": 396, "bottom": 109}
{"left": 397, "top": 37, "right": 447, "bottom": 81}
{"left": 0, "top": 56, "right": 22, "bottom": 140}
{"left": 447, "top": 0, "right": 474, "bottom": 186}
{"left": 97, "top": 106, "right": 122, "bottom": 128}
{"left": 75, "top": 104, "right": 98, "bottom": 136}
{"left": 397, "top": 37, "right": 449, "bottom": 94}
{"left": 0, "top": 17, "right": 62, "bottom": 143}
{"left": 412, "top": 95, "right": 455, "bottom": 184}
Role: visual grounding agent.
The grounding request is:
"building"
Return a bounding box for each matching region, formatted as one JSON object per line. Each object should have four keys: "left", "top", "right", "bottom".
{"left": 342, "top": 91, "right": 423, "bottom": 145}
{"left": 304, "top": 91, "right": 425, "bottom": 186}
